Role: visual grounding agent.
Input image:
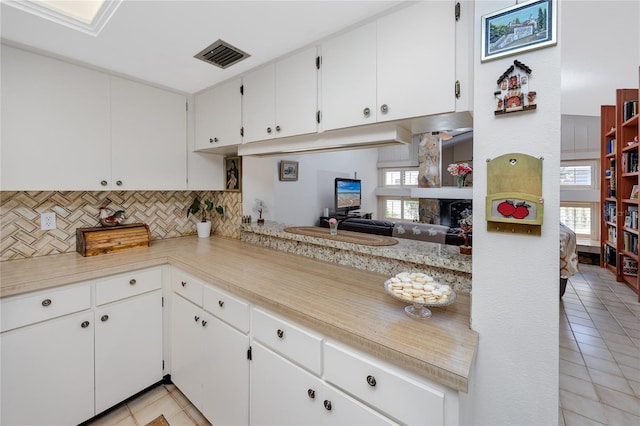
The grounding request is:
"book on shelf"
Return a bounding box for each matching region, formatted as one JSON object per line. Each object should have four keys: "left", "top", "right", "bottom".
{"left": 604, "top": 244, "right": 616, "bottom": 267}
{"left": 609, "top": 226, "right": 617, "bottom": 243}
{"left": 628, "top": 205, "right": 639, "bottom": 229}
{"left": 609, "top": 159, "right": 616, "bottom": 196}
{"left": 623, "top": 256, "right": 638, "bottom": 277}
{"left": 623, "top": 231, "right": 638, "bottom": 255}
{"left": 607, "top": 139, "right": 616, "bottom": 155}
{"left": 604, "top": 201, "right": 617, "bottom": 224}
{"left": 622, "top": 152, "right": 639, "bottom": 173}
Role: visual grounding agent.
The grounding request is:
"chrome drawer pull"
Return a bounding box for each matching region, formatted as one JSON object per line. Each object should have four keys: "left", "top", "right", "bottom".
{"left": 276, "top": 329, "right": 284, "bottom": 339}
{"left": 307, "top": 389, "right": 315, "bottom": 399}
{"left": 323, "top": 400, "right": 332, "bottom": 411}
{"left": 129, "top": 279, "right": 137, "bottom": 285}
{"left": 194, "top": 316, "right": 200, "bottom": 322}
{"left": 363, "top": 107, "right": 370, "bottom": 117}
{"left": 218, "top": 300, "right": 224, "bottom": 308}
{"left": 366, "top": 375, "right": 377, "bottom": 387}
{"left": 201, "top": 320, "right": 207, "bottom": 327}
{"left": 101, "top": 315, "right": 109, "bottom": 322}
{"left": 181, "top": 281, "right": 187, "bottom": 287}
{"left": 41, "top": 299, "right": 52, "bottom": 307}
{"left": 81, "top": 321, "right": 90, "bottom": 328}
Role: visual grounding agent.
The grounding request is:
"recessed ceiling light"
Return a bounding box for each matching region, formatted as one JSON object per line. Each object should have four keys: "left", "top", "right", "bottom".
{"left": 3, "top": 0, "right": 122, "bottom": 36}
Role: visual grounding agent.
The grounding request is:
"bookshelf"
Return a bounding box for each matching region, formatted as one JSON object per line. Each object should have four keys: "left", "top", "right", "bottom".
{"left": 600, "top": 84, "right": 639, "bottom": 301}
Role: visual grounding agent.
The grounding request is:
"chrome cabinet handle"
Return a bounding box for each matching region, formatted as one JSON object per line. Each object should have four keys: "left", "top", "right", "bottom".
{"left": 218, "top": 300, "right": 224, "bottom": 308}
{"left": 307, "top": 389, "right": 315, "bottom": 399}
{"left": 323, "top": 400, "right": 332, "bottom": 411}
{"left": 100, "top": 180, "right": 108, "bottom": 186}
{"left": 363, "top": 107, "right": 370, "bottom": 117}
{"left": 201, "top": 320, "right": 207, "bottom": 327}
{"left": 194, "top": 315, "right": 200, "bottom": 322}
{"left": 181, "top": 281, "right": 187, "bottom": 287}
{"left": 275, "top": 125, "right": 281, "bottom": 132}
{"left": 366, "top": 375, "right": 377, "bottom": 387}
{"left": 101, "top": 315, "right": 109, "bottom": 322}
{"left": 81, "top": 321, "right": 90, "bottom": 328}
{"left": 41, "top": 298, "right": 52, "bottom": 307}
{"left": 276, "top": 329, "right": 284, "bottom": 339}
{"left": 116, "top": 180, "right": 123, "bottom": 186}
{"left": 267, "top": 127, "right": 272, "bottom": 134}
{"left": 129, "top": 279, "right": 136, "bottom": 285}
{"left": 210, "top": 137, "right": 219, "bottom": 143}
{"left": 380, "top": 104, "right": 388, "bottom": 114}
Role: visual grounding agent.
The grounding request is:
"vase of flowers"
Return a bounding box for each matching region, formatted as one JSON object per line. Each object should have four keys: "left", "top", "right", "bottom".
{"left": 253, "top": 199, "right": 267, "bottom": 225}
{"left": 447, "top": 163, "right": 472, "bottom": 188}
{"left": 328, "top": 218, "right": 338, "bottom": 235}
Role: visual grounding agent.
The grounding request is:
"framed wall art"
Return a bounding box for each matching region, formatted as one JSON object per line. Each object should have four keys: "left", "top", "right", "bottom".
{"left": 224, "top": 156, "right": 241, "bottom": 191}
{"left": 481, "top": 0, "right": 557, "bottom": 62}
{"left": 279, "top": 161, "right": 299, "bottom": 181}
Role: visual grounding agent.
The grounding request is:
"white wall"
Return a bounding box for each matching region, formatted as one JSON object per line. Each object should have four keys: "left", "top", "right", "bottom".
{"left": 561, "top": 0, "right": 639, "bottom": 116}
{"left": 242, "top": 148, "right": 379, "bottom": 225}
{"left": 469, "top": 1, "right": 561, "bottom": 425}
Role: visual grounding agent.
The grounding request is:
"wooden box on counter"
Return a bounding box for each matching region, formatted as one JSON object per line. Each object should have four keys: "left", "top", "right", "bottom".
{"left": 76, "top": 223, "right": 151, "bottom": 257}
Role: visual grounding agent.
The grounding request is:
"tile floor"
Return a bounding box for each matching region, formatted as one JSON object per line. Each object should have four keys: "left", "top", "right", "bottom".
{"left": 87, "top": 262, "right": 639, "bottom": 426}
{"left": 559, "top": 263, "right": 640, "bottom": 426}
{"left": 85, "top": 383, "right": 210, "bottom": 426}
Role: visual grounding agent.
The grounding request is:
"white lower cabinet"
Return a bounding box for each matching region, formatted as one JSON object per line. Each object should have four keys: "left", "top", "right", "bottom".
{"left": 250, "top": 342, "right": 395, "bottom": 426}
{"left": 170, "top": 281, "right": 250, "bottom": 426}
{"left": 0, "top": 310, "right": 95, "bottom": 426}
{"left": 0, "top": 267, "right": 164, "bottom": 425}
{"left": 95, "top": 290, "right": 163, "bottom": 414}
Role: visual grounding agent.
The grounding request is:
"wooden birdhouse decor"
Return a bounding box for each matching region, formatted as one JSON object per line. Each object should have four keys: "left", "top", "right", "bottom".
{"left": 486, "top": 153, "right": 544, "bottom": 235}
{"left": 494, "top": 60, "right": 537, "bottom": 115}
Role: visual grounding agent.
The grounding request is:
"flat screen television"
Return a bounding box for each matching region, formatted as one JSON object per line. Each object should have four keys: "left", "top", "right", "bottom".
{"left": 335, "top": 178, "right": 362, "bottom": 214}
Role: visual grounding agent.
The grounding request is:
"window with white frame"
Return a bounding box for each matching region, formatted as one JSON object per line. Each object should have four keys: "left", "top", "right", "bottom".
{"left": 379, "top": 168, "right": 420, "bottom": 222}
{"left": 560, "top": 203, "right": 595, "bottom": 237}
{"left": 560, "top": 160, "right": 597, "bottom": 189}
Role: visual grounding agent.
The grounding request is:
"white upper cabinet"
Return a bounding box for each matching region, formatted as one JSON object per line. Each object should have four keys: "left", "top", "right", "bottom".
{"left": 194, "top": 78, "right": 242, "bottom": 151}
{"left": 320, "top": 22, "right": 377, "bottom": 131}
{"left": 110, "top": 77, "right": 187, "bottom": 190}
{"left": 376, "top": 1, "right": 456, "bottom": 122}
{"left": 243, "top": 47, "right": 318, "bottom": 143}
{"left": 320, "top": 1, "right": 456, "bottom": 130}
{"left": 1, "top": 46, "right": 111, "bottom": 191}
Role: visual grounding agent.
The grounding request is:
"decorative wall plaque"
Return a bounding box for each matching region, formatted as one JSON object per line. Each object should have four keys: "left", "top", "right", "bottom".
{"left": 494, "top": 60, "right": 537, "bottom": 115}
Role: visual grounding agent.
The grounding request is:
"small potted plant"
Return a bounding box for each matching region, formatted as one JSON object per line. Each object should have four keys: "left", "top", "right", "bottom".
{"left": 457, "top": 210, "right": 472, "bottom": 255}
{"left": 187, "top": 197, "right": 214, "bottom": 238}
{"left": 253, "top": 199, "right": 267, "bottom": 225}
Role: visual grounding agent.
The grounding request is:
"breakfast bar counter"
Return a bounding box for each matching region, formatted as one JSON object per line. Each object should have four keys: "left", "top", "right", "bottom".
{"left": 1, "top": 236, "right": 478, "bottom": 393}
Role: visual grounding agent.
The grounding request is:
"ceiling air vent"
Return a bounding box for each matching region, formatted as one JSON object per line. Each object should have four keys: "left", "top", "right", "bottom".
{"left": 194, "top": 39, "right": 250, "bottom": 69}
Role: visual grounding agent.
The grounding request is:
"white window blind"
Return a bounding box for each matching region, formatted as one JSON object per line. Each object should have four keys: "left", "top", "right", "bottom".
{"left": 560, "top": 205, "right": 592, "bottom": 236}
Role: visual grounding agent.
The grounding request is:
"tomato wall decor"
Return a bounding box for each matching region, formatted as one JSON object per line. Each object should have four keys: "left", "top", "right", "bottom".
{"left": 486, "top": 153, "right": 544, "bottom": 235}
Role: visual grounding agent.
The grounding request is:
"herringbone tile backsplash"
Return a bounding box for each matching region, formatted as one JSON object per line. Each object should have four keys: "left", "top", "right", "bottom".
{"left": 0, "top": 191, "right": 242, "bottom": 261}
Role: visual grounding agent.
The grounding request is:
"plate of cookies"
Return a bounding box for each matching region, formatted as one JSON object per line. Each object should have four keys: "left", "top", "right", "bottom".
{"left": 384, "top": 272, "right": 456, "bottom": 319}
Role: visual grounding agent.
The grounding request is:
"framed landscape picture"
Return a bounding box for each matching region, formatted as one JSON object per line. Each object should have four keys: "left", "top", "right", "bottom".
{"left": 279, "top": 161, "right": 299, "bottom": 181}
{"left": 481, "top": 0, "right": 557, "bottom": 62}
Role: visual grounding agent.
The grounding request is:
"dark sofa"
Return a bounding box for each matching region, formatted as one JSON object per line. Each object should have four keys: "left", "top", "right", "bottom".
{"left": 321, "top": 218, "right": 470, "bottom": 246}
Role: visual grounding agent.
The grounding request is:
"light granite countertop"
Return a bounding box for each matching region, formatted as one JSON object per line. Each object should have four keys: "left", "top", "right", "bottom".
{"left": 241, "top": 221, "right": 472, "bottom": 292}
{"left": 0, "top": 236, "right": 478, "bottom": 392}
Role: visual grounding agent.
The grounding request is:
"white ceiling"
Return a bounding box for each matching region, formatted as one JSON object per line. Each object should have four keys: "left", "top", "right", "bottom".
{"left": 1, "top": 0, "right": 404, "bottom": 94}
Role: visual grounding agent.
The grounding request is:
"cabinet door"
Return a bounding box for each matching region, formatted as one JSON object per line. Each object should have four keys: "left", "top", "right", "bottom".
{"left": 275, "top": 46, "right": 318, "bottom": 138}
{"left": 170, "top": 293, "right": 204, "bottom": 409}
{"left": 377, "top": 1, "right": 455, "bottom": 122}
{"left": 0, "top": 45, "right": 111, "bottom": 190}
{"left": 321, "top": 22, "right": 377, "bottom": 131}
{"left": 111, "top": 76, "right": 187, "bottom": 190}
{"left": 250, "top": 342, "right": 323, "bottom": 426}
{"left": 242, "top": 64, "right": 276, "bottom": 143}
{"left": 201, "top": 316, "right": 250, "bottom": 425}
{"left": 195, "top": 78, "right": 242, "bottom": 150}
{"left": 0, "top": 311, "right": 95, "bottom": 426}
{"left": 95, "top": 291, "right": 163, "bottom": 414}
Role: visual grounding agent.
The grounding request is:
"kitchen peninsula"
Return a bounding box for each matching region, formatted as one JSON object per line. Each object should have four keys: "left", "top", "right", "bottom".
{"left": 241, "top": 221, "right": 472, "bottom": 293}
{"left": 1, "top": 235, "right": 477, "bottom": 424}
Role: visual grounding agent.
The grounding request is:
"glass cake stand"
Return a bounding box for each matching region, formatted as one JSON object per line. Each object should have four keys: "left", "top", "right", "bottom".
{"left": 384, "top": 280, "right": 457, "bottom": 320}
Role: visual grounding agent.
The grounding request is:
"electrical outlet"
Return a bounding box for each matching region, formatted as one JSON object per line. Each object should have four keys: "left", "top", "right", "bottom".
{"left": 41, "top": 212, "right": 56, "bottom": 230}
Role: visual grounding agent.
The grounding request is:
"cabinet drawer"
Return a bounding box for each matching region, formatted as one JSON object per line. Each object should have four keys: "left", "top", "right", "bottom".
{"left": 171, "top": 269, "right": 203, "bottom": 306}
{"left": 1, "top": 284, "right": 91, "bottom": 332}
{"left": 323, "top": 341, "right": 444, "bottom": 425}
{"left": 203, "top": 286, "right": 250, "bottom": 333}
{"left": 95, "top": 267, "right": 162, "bottom": 305}
{"left": 252, "top": 308, "right": 322, "bottom": 375}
